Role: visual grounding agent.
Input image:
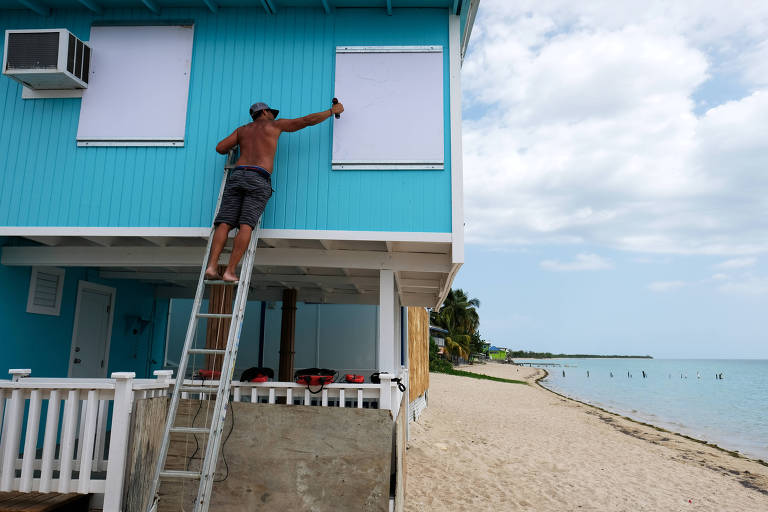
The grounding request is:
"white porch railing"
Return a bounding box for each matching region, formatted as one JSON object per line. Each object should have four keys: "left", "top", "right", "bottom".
{"left": 0, "top": 368, "right": 405, "bottom": 511}
{"left": 177, "top": 372, "right": 401, "bottom": 416}
{"left": 0, "top": 369, "right": 171, "bottom": 512}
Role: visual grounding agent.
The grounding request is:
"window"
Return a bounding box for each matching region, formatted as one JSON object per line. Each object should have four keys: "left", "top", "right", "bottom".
{"left": 332, "top": 46, "right": 444, "bottom": 170}
{"left": 27, "top": 267, "right": 65, "bottom": 316}
{"left": 76, "top": 25, "right": 194, "bottom": 146}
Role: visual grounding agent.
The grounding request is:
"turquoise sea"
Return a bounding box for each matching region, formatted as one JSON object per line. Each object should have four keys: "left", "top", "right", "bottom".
{"left": 525, "top": 358, "right": 768, "bottom": 461}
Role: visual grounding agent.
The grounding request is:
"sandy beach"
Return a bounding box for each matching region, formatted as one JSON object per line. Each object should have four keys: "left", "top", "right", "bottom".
{"left": 405, "top": 363, "right": 768, "bottom": 511}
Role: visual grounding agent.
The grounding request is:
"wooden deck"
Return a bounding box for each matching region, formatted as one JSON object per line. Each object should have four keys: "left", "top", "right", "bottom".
{"left": 0, "top": 493, "right": 90, "bottom": 512}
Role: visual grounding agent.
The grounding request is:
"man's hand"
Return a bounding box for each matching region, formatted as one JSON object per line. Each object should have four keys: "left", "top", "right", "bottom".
{"left": 331, "top": 101, "right": 344, "bottom": 116}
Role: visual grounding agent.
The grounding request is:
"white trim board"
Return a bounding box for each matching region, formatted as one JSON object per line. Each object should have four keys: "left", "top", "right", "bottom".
{"left": 332, "top": 163, "right": 444, "bottom": 171}
{"left": 336, "top": 46, "right": 442, "bottom": 53}
{"left": 2, "top": 246, "right": 454, "bottom": 273}
{"left": 68, "top": 280, "right": 116, "bottom": 379}
{"left": 77, "top": 140, "right": 184, "bottom": 147}
{"left": 461, "top": 0, "right": 481, "bottom": 63}
{"left": 437, "top": 262, "right": 462, "bottom": 310}
{"left": 0, "top": 227, "right": 452, "bottom": 243}
{"left": 449, "top": 14, "right": 465, "bottom": 265}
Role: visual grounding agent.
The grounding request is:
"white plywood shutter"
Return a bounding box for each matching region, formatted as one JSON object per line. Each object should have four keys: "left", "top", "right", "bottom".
{"left": 27, "top": 267, "right": 66, "bottom": 316}
{"left": 76, "top": 25, "right": 194, "bottom": 146}
{"left": 332, "top": 46, "right": 444, "bottom": 170}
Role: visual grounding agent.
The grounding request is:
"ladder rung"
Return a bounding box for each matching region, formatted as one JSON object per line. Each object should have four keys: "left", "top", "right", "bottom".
{"left": 204, "top": 280, "right": 239, "bottom": 286}
{"left": 160, "top": 470, "right": 201, "bottom": 480}
{"left": 188, "top": 348, "right": 226, "bottom": 355}
{"left": 179, "top": 386, "right": 220, "bottom": 394}
{"left": 170, "top": 426, "right": 210, "bottom": 435}
{"left": 196, "top": 313, "right": 233, "bottom": 319}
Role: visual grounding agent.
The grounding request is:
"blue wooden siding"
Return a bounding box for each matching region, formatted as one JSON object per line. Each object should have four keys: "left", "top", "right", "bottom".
{"left": 0, "top": 263, "right": 166, "bottom": 378}
{"left": 0, "top": 8, "right": 452, "bottom": 232}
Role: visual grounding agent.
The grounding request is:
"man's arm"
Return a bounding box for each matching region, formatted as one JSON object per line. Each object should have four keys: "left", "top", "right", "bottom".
{"left": 216, "top": 128, "right": 239, "bottom": 154}
{"left": 274, "top": 102, "right": 344, "bottom": 133}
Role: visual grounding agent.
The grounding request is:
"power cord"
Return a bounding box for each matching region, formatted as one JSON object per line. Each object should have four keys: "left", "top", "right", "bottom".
{"left": 184, "top": 398, "right": 235, "bottom": 483}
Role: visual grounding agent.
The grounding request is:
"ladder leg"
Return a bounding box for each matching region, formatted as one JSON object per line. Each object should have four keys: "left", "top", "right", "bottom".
{"left": 146, "top": 150, "right": 239, "bottom": 512}
{"left": 193, "top": 223, "right": 260, "bottom": 511}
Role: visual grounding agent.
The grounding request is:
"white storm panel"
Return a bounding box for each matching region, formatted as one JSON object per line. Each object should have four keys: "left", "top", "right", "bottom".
{"left": 76, "top": 25, "right": 194, "bottom": 146}
{"left": 332, "top": 47, "right": 444, "bottom": 170}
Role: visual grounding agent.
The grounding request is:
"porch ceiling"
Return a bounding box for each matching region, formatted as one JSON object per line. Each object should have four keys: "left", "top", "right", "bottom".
{"left": 1, "top": 233, "right": 458, "bottom": 308}
{"left": 0, "top": 0, "right": 464, "bottom": 16}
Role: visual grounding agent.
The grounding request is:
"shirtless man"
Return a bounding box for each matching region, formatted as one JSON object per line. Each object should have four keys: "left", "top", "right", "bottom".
{"left": 205, "top": 100, "right": 344, "bottom": 282}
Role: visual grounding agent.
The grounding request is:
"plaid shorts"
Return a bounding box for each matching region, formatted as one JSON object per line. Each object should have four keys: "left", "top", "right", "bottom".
{"left": 214, "top": 166, "right": 273, "bottom": 229}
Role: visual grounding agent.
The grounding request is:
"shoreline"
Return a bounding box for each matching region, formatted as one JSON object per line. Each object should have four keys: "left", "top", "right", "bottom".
{"left": 405, "top": 362, "right": 768, "bottom": 510}
{"left": 532, "top": 366, "right": 768, "bottom": 468}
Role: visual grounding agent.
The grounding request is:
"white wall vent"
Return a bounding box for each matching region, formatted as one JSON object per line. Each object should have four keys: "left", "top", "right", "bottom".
{"left": 3, "top": 29, "right": 91, "bottom": 90}
{"left": 27, "top": 267, "right": 66, "bottom": 316}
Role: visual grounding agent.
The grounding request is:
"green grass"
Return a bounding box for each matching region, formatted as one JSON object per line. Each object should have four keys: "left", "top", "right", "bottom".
{"left": 433, "top": 367, "right": 528, "bottom": 385}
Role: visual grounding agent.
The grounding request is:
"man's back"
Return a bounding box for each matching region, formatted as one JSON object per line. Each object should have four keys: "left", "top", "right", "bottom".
{"left": 235, "top": 120, "right": 280, "bottom": 172}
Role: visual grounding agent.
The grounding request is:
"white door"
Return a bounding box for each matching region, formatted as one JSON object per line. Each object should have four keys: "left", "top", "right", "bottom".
{"left": 69, "top": 282, "right": 115, "bottom": 378}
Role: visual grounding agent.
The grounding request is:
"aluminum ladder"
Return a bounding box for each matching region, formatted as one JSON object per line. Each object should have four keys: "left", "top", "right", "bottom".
{"left": 147, "top": 150, "right": 260, "bottom": 512}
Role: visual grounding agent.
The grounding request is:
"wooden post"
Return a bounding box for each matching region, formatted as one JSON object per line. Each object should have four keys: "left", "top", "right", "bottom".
{"left": 278, "top": 288, "right": 298, "bottom": 382}
{"left": 205, "top": 265, "right": 233, "bottom": 371}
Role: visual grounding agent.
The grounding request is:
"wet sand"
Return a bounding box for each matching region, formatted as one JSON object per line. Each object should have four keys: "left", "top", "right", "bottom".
{"left": 405, "top": 362, "right": 768, "bottom": 511}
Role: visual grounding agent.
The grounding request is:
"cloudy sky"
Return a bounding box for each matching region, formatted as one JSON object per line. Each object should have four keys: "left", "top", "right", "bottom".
{"left": 454, "top": 0, "right": 768, "bottom": 358}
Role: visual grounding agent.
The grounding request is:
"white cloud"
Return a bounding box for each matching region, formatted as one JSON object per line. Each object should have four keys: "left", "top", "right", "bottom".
{"left": 647, "top": 281, "right": 687, "bottom": 292}
{"left": 739, "top": 39, "right": 768, "bottom": 87}
{"left": 631, "top": 256, "right": 672, "bottom": 264}
{"left": 462, "top": 1, "right": 768, "bottom": 255}
{"left": 711, "top": 273, "right": 729, "bottom": 281}
{"left": 714, "top": 257, "right": 757, "bottom": 269}
{"left": 718, "top": 276, "right": 768, "bottom": 295}
{"left": 539, "top": 253, "right": 613, "bottom": 272}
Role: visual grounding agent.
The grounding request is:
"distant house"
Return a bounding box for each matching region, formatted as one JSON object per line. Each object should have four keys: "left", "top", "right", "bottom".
{"left": 430, "top": 325, "right": 450, "bottom": 354}
{"left": 489, "top": 346, "right": 508, "bottom": 360}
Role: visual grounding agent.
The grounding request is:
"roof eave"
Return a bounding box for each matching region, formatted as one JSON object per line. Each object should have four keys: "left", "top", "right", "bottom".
{"left": 460, "top": 0, "right": 479, "bottom": 64}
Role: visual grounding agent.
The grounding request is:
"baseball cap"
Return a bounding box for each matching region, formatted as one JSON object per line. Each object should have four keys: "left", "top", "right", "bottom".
{"left": 249, "top": 102, "right": 279, "bottom": 119}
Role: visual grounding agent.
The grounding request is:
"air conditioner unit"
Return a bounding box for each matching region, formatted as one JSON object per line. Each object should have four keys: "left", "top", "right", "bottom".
{"left": 3, "top": 29, "right": 91, "bottom": 90}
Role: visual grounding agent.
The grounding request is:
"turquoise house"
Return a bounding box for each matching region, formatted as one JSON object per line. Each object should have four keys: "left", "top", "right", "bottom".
{"left": 0, "top": 0, "right": 477, "bottom": 508}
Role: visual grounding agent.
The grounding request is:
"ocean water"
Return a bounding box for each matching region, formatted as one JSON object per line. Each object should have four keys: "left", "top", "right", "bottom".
{"left": 526, "top": 358, "right": 768, "bottom": 461}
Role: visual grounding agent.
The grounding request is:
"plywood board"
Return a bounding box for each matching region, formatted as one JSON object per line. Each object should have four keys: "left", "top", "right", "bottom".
{"left": 77, "top": 25, "right": 194, "bottom": 145}
{"left": 332, "top": 48, "right": 444, "bottom": 167}
{"left": 393, "top": 396, "right": 407, "bottom": 512}
{"left": 124, "top": 397, "right": 168, "bottom": 512}
{"left": 407, "top": 307, "right": 429, "bottom": 402}
{"left": 135, "top": 400, "right": 393, "bottom": 512}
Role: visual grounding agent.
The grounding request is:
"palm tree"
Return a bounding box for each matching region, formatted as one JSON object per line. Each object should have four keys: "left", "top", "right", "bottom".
{"left": 431, "top": 289, "right": 480, "bottom": 333}
{"left": 431, "top": 289, "right": 480, "bottom": 363}
{"left": 443, "top": 333, "right": 472, "bottom": 361}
